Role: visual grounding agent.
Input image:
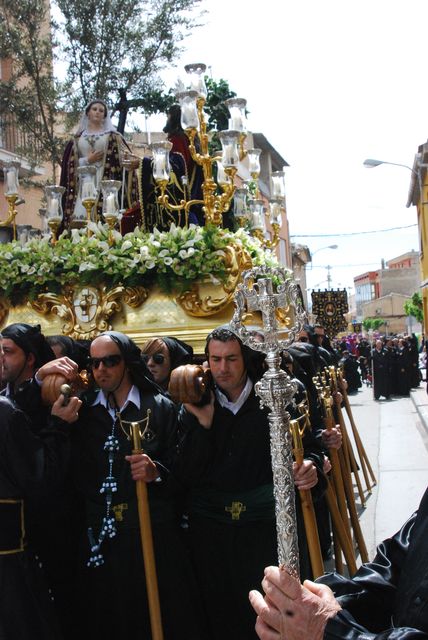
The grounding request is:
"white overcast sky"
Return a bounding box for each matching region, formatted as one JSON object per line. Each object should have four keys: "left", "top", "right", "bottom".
{"left": 145, "top": 0, "right": 428, "bottom": 293}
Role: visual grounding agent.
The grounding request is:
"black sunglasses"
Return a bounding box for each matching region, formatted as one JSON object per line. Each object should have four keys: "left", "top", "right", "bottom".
{"left": 143, "top": 353, "right": 165, "bottom": 365}
{"left": 299, "top": 337, "right": 309, "bottom": 343}
{"left": 87, "top": 354, "right": 123, "bottom": 369}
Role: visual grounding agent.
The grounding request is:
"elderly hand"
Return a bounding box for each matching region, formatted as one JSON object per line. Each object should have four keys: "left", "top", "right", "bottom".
{"left": 292, "top": 460, "right": 318, "bottom": 490}
{"left": 125, "top": 453, "right": 160, "bottom": 483}
{"left": 249, "top": 565, "right": 341, "bottom": 640}
{"left": 321, "top": 427, "right": 342, "bottom": 450}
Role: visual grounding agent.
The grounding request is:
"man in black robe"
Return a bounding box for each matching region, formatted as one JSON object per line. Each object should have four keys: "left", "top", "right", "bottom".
{"left": 70, "top": 331, "right": 203, "bottom": 640}
{"left": 0, "top": 391, "right": 81, "bottom": 640}
{"left": 251, "top": 485, "right": 428, "bottom": 639}
{"left": 372, "top": 339, "right": 391, "bottom": 400}
{"left": 177, "top": 327, "right": 326, "bottom": 640}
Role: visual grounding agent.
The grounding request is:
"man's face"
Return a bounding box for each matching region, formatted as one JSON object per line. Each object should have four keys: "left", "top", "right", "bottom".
{"left": 314, "top": 327, "right": 325, "bottom": 344}
{"left": 1, "top": 338, "right": 34, "bottom": 386}
{"left": 90, "top": 336, "right": 130, "bottom": 394}
{"left": 298, "top": 331, "right": 309, "bottom": 343}
{"left": 207, "top": 338, "right": 247, "bottom": 400}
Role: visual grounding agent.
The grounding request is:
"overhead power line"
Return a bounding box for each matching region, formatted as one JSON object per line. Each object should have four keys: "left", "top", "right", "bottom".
{"left": 290, "top": 223, "right": 417, "bottom": 238}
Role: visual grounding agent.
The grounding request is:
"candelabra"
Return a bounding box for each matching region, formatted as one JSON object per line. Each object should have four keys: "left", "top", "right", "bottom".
{"left": 149, "top": 63, "right": 283, "bottom": 232}
{"left": 45, "top": 185, "right": 66, "bottom": 244}
{"left": 77, "top": 166, "right": 97, "bottom": 235}
{"left": 101, "top": 180, "right": 121, "bottom": 245}
{"left": 1, "top": 160, "right": 21, "bottom": 240}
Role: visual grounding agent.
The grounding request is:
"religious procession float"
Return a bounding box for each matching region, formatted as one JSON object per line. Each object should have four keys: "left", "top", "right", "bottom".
{"left": 0, "top": 63, "right": 294, "bottom": 353}
{"left": 0, "top": 65, "right": 375, "bottom": 625}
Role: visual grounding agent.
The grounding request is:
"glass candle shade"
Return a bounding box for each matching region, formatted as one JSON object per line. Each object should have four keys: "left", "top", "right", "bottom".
{"left": 77, "top": 166, "right": 97, "bottom": 202}
{"left": 225, "top": 98, "right": 247, "bottom": 133}
{"left": 271, "top": 171, "right": 286, "bottom": 199}
{"left": 269, "top": 199, "right": 283, "bottom": 227}
{"left": 3, "top": 160, "right": 20, "bottom": 195}
{"left": 247, "top": 148, "right": 262, "bottom": 176}
{"left": 176, "top": 90, "right": 200, "bottom": 130}
{"left": 101, "top": 180, "right": 121, "bottom": 217}
{"left": 150, "top": 141, "right": 172, "bottom": 182}
{"left": 216, "top": 160, "right": 228, "bottom": 186}
{"left": 44, "top": 185, "right": 65, "bottom": 223}
{"left": 248, "top": 199, "right": 266, "bottom": 232}
{"left": 184, "top": 63, "right": 207, "bottom": 99}
{"left": 217, "top": 131, "right": 241, "bottom": 168}
{"left": 234, "top": 187, "right": 249, "bottom": 219}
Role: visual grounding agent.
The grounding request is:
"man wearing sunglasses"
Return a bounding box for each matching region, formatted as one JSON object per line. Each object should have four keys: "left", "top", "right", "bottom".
{"left": 68, "top": 331, "right": 202, "bottom": 640}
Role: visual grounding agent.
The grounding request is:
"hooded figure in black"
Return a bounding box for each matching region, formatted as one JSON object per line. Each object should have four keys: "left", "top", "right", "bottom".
{"left": 70, "top": 331, "right": 203, "bottom": 640}
{"left": 141, "top": 335, "right": 194, "bottom": 393}
{"left": 46, "top": 335, "right": 91, "bottom": 372}
{"left": 0, "top": 323, "right": 56, "bottom": 431}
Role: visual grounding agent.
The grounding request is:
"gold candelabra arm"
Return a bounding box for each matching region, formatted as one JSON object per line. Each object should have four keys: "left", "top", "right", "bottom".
{"left": 104, "top": 214, "right": 119, "bottom": 246}
{"left": 263, "top": 223, "right": 281, "bottom": 249}
{"left": 238, "top": 133, "right": 248, "bottom": 161}
{"left": 82, "top": 198, "right": 96, "bottom": 236}
{"left": 0, "top": 194, "right": 19, "bottom": 240}
{"left": 47, "top": 218, "right": 61, "bottom": 245}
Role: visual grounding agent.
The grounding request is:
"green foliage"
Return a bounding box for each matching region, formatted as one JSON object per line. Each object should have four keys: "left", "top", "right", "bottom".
{"left": 404, "top": 292, "right": 424, "bottom": 324}
{"left": 0, "top": 223, "right": 277, "bottom": 306}
{"left": 0, "top": 0, "right": 64, "bottom": 173}
{"left": 362, "top": 317, "right": 385, "bottom": 331}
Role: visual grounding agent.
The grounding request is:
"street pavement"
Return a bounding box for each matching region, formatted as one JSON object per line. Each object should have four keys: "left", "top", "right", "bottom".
{"left": 343, "top": 382, "right": 428, "bottom": 562}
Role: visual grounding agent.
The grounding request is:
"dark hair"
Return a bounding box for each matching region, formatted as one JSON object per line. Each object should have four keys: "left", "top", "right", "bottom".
{"left": 205, "top": 327, "right": 265, "bottom": 382}
{"left": 85, "top": 100, "right": 108, "bottom": 118}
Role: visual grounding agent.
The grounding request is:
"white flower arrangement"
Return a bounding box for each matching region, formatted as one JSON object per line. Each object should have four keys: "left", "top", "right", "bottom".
{"left": 0, "top": 222, "right": 279, "bottom": 305}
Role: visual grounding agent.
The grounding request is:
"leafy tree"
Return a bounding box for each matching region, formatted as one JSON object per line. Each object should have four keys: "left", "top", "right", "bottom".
{"left": 362, "top": 317, "right": 385, "bottom": 331}
{"left": 404, "top": 292, "right": 424, "bottom": 324}
{"left": 55, "top": 0, "right": 205, "bottom": 132}
{"left": 0, "top": 0, "right": 64, "bottom": 178}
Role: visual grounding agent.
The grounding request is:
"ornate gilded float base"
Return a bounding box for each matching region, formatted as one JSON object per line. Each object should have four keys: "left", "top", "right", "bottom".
{"left": 1, "top": 282, "right": 237, "bottom": 353}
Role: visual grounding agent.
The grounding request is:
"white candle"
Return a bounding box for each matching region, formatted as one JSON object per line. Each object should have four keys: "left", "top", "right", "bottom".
{"left": 216, "top": 161, "right": 227, "bottom": 184}
{"left": 154, "top": 156, "right": 167, "bottom": 180}
{"left": 106, "top": 193, "right": 116, "bottom": 214}
{"left": 182, "top": 102, "right": 198, "bottom": 128}
{"left": 252, "top": 211, "right": 263, "bottom": 230}
{"left": 249, "top": 158, "right": 260, "bottom": 174}
{"left": 49, "top": 198, "right": 59, "bottom": 217}
{"left": 6, "top": 171, "right": 17, "bottom": 194}
{"left": 231, "top": 116, "right": 242, "bottom": 131}
{"left": 82, "top": 182, "right": 94, "bottom": 200}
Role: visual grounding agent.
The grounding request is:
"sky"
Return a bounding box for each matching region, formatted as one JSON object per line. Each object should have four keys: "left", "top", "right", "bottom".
{"left": 143, "top": 0, "right": 428, "bottom": 295}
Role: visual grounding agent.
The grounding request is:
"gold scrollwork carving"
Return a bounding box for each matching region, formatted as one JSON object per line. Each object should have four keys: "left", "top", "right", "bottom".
{"left": 0, "top": 298, "right": 10, "bottom": 330}
{"left": 30, "top": 285, "right": 148, "bottom": 340}
{"left": 176, "top": 244, "right": 252, "bottom": 317}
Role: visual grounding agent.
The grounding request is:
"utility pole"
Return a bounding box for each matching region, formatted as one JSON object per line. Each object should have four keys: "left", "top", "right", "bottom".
{"left": 326, "top": 265, "right": 332, "bottom": 290}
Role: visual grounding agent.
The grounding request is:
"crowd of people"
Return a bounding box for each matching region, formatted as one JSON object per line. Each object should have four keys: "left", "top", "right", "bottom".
{"left": 2, "top": 320, "right": 428, "bottom": 640}
{"left": 327, "top": 332, "right": 422, "bottom": 399}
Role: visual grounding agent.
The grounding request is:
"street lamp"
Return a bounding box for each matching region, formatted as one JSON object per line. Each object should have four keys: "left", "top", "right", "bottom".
{"left": 309, "top": 244, "right": 338, "bottom": 269}
{"left": 363, "top": 158, "right": 416, "bottom": 174}
{"left": 363, "top": 157, "right": 425, "bottom": 198}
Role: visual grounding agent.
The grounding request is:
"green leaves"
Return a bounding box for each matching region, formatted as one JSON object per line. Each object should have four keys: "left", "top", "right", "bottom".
{"left": 0, "top": 224, "right": 278, "bottom": 304}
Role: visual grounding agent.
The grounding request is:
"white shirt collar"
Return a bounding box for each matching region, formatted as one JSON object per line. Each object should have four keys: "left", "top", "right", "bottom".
{"left": 92, "top": 384, "right": 141, "bottom": 419}
{"left": 215, "top": 377, "right": 253, "bottom": 415}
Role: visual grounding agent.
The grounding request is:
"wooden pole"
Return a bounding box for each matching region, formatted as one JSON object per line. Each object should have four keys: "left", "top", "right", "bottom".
{"left": 290, "top": 420, "right": 324, "bottom": 578}
{"left": 339, "top": 371, "right": 377, "bottom": 487}
{"left": 131, "top": 423, "right": 164, "bottom": 640}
